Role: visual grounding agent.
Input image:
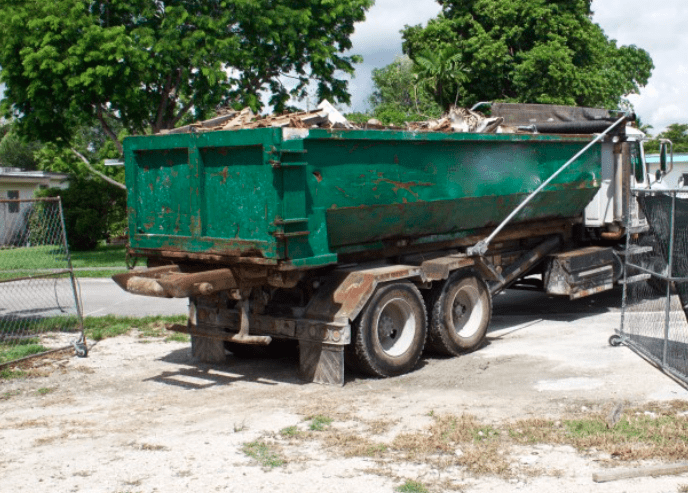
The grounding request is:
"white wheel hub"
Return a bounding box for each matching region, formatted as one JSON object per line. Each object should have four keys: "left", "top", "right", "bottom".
{"left": 375, "top": 297, "right": 416, "bottom": 357}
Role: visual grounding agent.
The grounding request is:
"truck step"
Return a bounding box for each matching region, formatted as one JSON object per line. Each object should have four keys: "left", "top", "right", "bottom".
{"left": 616, "top": 246, "right": 653, "bottom": 256}
{"left": 619, "top": 274, "right": 652, "bottom": 284}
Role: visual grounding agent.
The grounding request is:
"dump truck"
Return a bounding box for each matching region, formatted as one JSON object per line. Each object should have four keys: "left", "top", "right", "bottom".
{"left": 114, "top": 103, "right": 671, "bottom": 385}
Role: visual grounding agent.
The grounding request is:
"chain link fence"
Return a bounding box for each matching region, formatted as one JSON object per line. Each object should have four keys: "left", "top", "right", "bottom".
{"left": 0, "top": 197, "right": 86, "bottom": 366}
{"left": 618, "top": 189, "right": 688, "bottom": 385}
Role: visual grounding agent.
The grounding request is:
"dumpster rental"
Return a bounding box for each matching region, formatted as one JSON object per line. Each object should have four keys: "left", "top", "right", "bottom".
{"left": 114, "top": 103, "right": 675, "bottom": 385}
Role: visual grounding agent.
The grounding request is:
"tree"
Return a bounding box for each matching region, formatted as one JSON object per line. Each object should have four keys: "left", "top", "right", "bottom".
{"left": 0, "top": 0, "right": 372, "bottom": 158}
{"left": 644, "top": 123, "right": 688, "bottom": 155}
{"left": 0, "top": 122, "right": 42, "bottom": 170}
{"left": 402, "top": 0, "right": 653, "bottom": 109}
{"left": 366, "top": 56, "right": 442, "bottom": 125}
{"left": 414, "top": 47, "right": 470, "bottom": 110}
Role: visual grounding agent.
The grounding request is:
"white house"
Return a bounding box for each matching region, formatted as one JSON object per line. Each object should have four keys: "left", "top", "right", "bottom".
{"left": 645, "top": 153, "right": 688, "bottom": 189}
{"left": 0, "top": 167, "right": 70, "bottom": 245}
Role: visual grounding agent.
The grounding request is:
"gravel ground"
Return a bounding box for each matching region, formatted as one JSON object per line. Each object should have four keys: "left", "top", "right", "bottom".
{"left": 1, "top": 287, "right": 688, "bottom": 492}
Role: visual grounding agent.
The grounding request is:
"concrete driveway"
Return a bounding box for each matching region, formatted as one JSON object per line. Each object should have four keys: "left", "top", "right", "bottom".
{"left": 78, "top": 278, "right": 188, "bottom": 317}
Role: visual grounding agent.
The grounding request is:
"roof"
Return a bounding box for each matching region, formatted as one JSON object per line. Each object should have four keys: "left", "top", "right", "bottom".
{"left": 645, "top": 154, "right": 688, "bottom": 165}
{"left": 0, "top": 167, "right": 69, "bottom": 182}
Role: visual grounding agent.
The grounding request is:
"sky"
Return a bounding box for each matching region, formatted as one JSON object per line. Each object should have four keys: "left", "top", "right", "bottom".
{"left": 345, "top": 0, "right": 688, "bottom": 134}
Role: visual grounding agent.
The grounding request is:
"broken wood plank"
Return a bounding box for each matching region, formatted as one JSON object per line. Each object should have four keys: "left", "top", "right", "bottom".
{"left": 592, "top": 463, "right": 688, "bottom": 483}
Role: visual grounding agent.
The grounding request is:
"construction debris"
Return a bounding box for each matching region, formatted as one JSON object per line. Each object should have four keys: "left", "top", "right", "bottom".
{"left": 159, "top": 100, "right": 524, "bottom": 135}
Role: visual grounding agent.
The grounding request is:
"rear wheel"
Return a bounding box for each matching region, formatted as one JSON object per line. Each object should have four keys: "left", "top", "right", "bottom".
{"left": 347, "top": 282, "right": 427, "bottom": 377}
{"left": 427, "top": 269, "right": 491, "bottom": 356}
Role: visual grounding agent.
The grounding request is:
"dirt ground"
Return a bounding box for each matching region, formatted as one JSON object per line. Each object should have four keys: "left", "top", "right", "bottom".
{"left": 1, "top": 287, "right": 688, "bottom": 493}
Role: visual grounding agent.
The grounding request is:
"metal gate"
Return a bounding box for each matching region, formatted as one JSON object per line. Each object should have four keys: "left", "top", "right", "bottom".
{"left": 0, "top": 197, "right": 86, "bottom": 366}
{"left": 617, "top": 189, "right": 688, "bottom": 385}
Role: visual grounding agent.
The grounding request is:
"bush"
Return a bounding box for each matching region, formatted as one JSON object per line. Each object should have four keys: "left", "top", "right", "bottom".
{"left": 37, "top": 179, "right": 127, "bottom": 250}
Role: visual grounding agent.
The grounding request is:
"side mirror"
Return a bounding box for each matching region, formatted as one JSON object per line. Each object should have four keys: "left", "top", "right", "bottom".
{"left": 656, "top": 169, "right": 663, "bottom": 183}
{"left": 660, "top": 143, "right": 668, "bottom": 173}
{"left": 659, "top": 139, "right": 674, "bottom": 176}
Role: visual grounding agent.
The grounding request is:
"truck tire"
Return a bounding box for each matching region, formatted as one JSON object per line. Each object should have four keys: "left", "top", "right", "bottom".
{"left": 347, "top": 282, "right": 427, "bottom": 378}
{"left": 427, "top": 269, "right": 491, "bottom": 356}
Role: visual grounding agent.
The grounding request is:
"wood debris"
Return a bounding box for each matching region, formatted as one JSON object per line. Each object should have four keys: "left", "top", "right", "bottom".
{"left": 158, "top": 100, "right": 528, "bottom": 135}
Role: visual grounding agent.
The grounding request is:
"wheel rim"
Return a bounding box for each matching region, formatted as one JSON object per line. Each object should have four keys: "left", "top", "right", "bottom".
{"left": 375, "top": 297, "right": 417, "bottom": 357}
{"left": 449, "top": 282, "right": 484, "bottom": 338}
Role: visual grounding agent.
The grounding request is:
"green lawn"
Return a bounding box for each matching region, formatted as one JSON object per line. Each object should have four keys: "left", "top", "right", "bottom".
{"left": 0, "top": 243, "right": 127, "bottom": 278}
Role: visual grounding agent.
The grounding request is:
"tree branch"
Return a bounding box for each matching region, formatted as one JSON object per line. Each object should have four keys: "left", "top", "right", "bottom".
{"left": 154, "top": 72, "right": 175, "bottom": 133}
{"left": 171, "top": 100, "right": 194, "bottom": 128}
{"left": 95, "top": 105, "right": 124, "bottom": 155}
{"left": 71, "top": 148, "right": 126, "bottom": 191}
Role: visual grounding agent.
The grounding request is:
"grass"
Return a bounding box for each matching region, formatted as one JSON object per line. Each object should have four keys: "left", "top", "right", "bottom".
{"left": 0, "top": 368, "right": 28, "bottom": 380}
{"left": 0, "top": 243, "right": 127, "bottom": 279}
{"left": 509, "top": 403, "right": 688, "bottom": 461}
{"left": 0, "top": 341, "right": 50, "bottom": 365}
{"left": 280, "top": 425, "right": 300, "bottom": 438}
{"left": 308, "top": 414, "right": 333, "bottom": 431}
{"left": 85, "top": 314, "right": 187, "bottom": 341}
{"left": 268, "top": 402, "right": 688, "bottom": 487}
{"left": 1, "top": 315, "right": 187, "bottom": 370}
{"left": 36, "top": 387, "right": 53, "bottom": 395}
{"left": 241, "top": 440, "right": 284, "bottom": 469}
{"left": 395, "top": 481, "right": 429, "bottom": 493}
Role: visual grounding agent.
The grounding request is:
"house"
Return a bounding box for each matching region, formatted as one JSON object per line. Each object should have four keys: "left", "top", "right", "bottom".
{"left": 0, "top": 167, "right": 70, "bottom": 245}
{"left": 645, "top": 153, "right": 688, "bottom": 189}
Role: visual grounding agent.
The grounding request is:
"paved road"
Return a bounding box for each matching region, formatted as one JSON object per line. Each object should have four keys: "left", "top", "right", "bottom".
{"left": 78, "top": 278, "right": 188, "bottom": 317}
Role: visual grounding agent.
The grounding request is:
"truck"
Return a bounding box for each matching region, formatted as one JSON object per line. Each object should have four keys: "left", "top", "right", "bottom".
{"left": 113, "top": 103, "right": 673, "bottom": 385}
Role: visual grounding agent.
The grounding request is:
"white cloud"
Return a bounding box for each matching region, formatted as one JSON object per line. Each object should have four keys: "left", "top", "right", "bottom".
{"left": 347, "top": 0, "right": 688, "bottom": 133}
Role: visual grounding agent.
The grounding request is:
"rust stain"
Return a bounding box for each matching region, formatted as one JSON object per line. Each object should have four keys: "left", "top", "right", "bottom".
{"left": 394, "top": 155, "right": 399, "bottom": 164}
{"left": 313, "top": 171, "right": 323, "bottom": 183}
{"left": 148, "top": 183, "right": 154, "bottom": 192}
{"left": 372, "top": 177, "right": 434, "bottom": 199}
{"left": 167, "top": 159, "right": 174, "bottom": 166}
{"left": 171, "top": 169, "right": 179, "bottom": 178}
{"left": 335, "top": 186, "right": 354, "bottom": 199}
{"left": 210, "top": 166, "right": 229, "bottom": 184}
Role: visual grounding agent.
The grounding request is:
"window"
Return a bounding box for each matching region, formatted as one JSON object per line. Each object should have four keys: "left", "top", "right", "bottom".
{"left": 7, "top": 190, "right": 19, "bottom": 213}
{"left": 682, "top": 173, "right": 688, "bottom": 187}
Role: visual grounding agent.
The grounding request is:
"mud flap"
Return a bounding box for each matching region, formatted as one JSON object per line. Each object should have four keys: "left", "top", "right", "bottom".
{"left": 298, "top": 341, "right": 344, "bottom": 386}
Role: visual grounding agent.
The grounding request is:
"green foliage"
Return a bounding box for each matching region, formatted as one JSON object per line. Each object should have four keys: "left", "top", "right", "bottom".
{"left": 241, "top": 440, "right": 284, "bottom": 469}
{"left": 644, "top": 123, "right": 688, "bottom": 154}
{"left": 402, "top": 0, "right": 654, "bottom": 109}
{"left": 280, "top": 425, "right": 300, "bottom": 438}
{"left": 0, "top": 123, "right": 42, "bottom": 170}
{"left": 0, "top": 0, "right": 373, "bottom": 148}
{"left": 395, "top": 480, "right": 429, "bottom": 493}
{"left": 83, "top": 314, "right": 187, "bottom": 341}
{"left": 414, "top": 47, "right": 470, "bottom": 110}
{"left": 367, "top": 56, "right": 442, "bottom": 125}
{"left": 37, "top": 179, "right": 126, "bottom": 250}
{"left": 308, "top": 415, "right": 333, "bottom": 431}
{"left": 0, "top": 342, "right": 49, "bottom": 365}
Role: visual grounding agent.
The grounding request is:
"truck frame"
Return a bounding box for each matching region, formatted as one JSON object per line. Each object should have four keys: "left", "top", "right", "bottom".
{"left": 114, "top": 104, "right": 665, "bottom": 385}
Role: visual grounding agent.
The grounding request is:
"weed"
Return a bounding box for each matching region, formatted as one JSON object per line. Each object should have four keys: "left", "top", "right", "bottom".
{"left": 242, "top": 440, "right": 284, "bottom": 469}
{"left": 0, "top": 342, "right": 49, "bottom": 365}
{"left": 233, "top": 421, "right": 247, "bottom": 433}
{"left": 84, "top": 315, "right": 187, "bottom": 341}
{"left": 36, "top": 387, "right": 53, "bottom": 395}
{"left": 309, "top": 414, "right": 333, "bottom": 431}
{"left": 0, "top": 368, "right": 28, "bottom": 380}
{"left": 678, "top": 484, "right": 688, "bottom": 493}
{"left": 395, "top": 480, "right": 429, "bottom": 493}
{"left": 1, "top": 390, "right": 21, "bottom": 400}
{"left": 280, "top": 425, "right": 300, "bottom": 438}
{"left": 164, "top": 333, "right": 190, "bottom": 343}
